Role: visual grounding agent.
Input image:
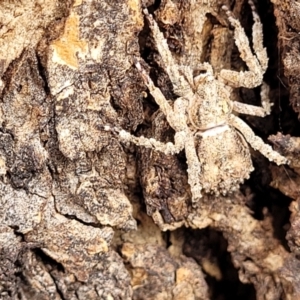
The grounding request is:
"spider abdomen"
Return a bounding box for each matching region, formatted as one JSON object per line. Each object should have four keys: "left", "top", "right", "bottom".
{"left": 197, "top": 126, "right": 253, "bottom": 195}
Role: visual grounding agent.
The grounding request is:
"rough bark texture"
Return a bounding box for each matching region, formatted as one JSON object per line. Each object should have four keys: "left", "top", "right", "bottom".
{"left": 0, "top": 0, "right": 299, "bottom": 299}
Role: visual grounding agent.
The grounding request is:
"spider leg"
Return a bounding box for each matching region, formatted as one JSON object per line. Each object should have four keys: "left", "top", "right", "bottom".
{"left": 119, "top": 130, "right": 203, "bottom": 203}
{"left": 184, "top": 132, "right": 203, "bottom": 205}
{"left": 232, "top": 82, "right": 273, "bottom": 117}
{"left": 99, "top": 124, "right": 184, "bottom": 154}
{"left": 143, "top": 9, "right": 192, "bottom": 97}
{"left": 136, "top": 60, "right": 186, "bottom": 132}
{"left": 229, "top": 115, "right": 288, "bottom": 165}
{"left": 220, "top": 2, "right": 267, "bottom": 88}
{"left": 248, "top": 0, "right": 268, "bottom": 72}
{"left": 119, "top": 129, "right": 184, "bottom": 155}
{"left": 173, "top": 97, "right": 203, "bottom": 204}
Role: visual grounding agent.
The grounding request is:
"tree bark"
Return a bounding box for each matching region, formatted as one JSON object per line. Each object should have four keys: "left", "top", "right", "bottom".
{"left": 0, "top": 0, "right": 299, "bottom": 299}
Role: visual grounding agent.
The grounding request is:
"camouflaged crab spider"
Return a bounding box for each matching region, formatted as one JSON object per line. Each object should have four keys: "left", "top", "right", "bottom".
{"left": 109, "top": 1, "right": 288, "bottom": 205}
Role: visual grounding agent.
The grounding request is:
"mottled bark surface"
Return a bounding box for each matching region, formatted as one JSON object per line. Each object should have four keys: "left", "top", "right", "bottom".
{"left": 0, "top": 0, "right": 299, "bottom": 299}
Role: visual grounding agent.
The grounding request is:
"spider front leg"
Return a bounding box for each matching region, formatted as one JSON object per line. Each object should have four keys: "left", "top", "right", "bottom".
{"left": 143, "top": 9, "right": 193, "bottom": 97}
{"left": 116, "top": 67, "right": 188, "bottom": 155}
{"left": 220, "top": 1, "right": 267, "bottom": 88}
{"left": 229, "top": 114, "right": 288, "bottom": 165}
{"left": 135, "top": 59, "right": 187, "bottom": 133}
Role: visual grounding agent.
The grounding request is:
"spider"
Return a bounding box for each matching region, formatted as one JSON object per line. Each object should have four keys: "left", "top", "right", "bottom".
{"left": 111, "top": 1, "right": 288, "bottom": 205}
